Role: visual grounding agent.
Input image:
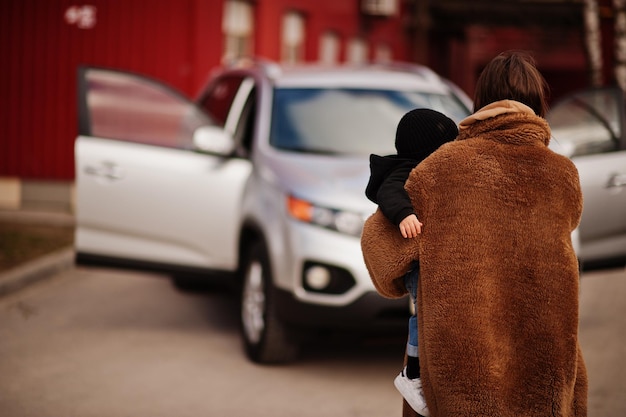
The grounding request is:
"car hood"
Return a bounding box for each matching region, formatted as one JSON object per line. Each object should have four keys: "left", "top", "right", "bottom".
{"left": 259, "top": 152, "right": 376, "bottom": 213}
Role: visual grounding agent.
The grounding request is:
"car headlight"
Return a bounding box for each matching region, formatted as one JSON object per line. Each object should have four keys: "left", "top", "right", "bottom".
{"left": 286, "top": 195, "right": 364, "bottom": 237}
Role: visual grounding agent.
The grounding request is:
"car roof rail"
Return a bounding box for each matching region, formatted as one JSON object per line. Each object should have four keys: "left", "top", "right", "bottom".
{"left": 374, "top": 60, "right": 443, "bottom": 84}
{"left": 223, "top": 56, "right": 283, "bottom": 77}
{"left": 221, "top": 57, "right": 449, "bottom": 84}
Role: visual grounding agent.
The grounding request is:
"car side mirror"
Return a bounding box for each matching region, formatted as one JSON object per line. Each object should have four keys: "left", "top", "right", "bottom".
{"left": 193, "top": 125, "right": 235, "bottom": 155}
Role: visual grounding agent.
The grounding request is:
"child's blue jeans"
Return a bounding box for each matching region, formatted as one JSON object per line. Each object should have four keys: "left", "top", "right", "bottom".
{"left": 404, "top": 263, "right": 419, "bottom": 358}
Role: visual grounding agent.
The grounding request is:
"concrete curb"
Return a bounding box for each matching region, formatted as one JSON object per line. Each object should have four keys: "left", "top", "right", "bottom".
{"left": 0, "top": 246, "right": 75, "bottom": 297}
{"left": 0, "top": 209, "right": 74, "bottom": 227}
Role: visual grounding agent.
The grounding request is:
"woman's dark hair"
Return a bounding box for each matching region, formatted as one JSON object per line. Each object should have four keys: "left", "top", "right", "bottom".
{"left": 473, "top": 51, "right": 549, "bottom": 117}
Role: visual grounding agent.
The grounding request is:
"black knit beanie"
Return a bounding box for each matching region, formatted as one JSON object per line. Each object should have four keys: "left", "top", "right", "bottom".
{"left": 395, "top": 108, "right": 459, "bottom": 163}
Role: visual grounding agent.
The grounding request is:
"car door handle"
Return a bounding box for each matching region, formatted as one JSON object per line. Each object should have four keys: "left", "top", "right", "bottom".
{"left": 84, "top": 162, "right": 124, "bottom": 181}
{"left": 607, "top": 173, "right": 626, "bottom": 188}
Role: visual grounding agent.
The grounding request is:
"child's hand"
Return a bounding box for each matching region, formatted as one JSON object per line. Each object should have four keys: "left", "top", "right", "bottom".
{"left": 400, "top": 214, "right": 422, "bottom": 238}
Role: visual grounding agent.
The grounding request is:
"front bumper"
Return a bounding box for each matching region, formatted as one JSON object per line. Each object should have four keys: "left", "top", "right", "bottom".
{"left": 274, "top": 286, "right": 409, "bottom": 330}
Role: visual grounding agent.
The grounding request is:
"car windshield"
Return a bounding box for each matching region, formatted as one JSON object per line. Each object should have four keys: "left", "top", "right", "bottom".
{"left": 269, "top": 88, "right": 469, "bottom": 156}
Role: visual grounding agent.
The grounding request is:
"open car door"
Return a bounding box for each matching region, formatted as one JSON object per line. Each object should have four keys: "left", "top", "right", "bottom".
{"left": 548, "top": 86, "right": 626, "bottom": 266}
{"left": 75, "top": 67, "right": 252, "bottom": 273}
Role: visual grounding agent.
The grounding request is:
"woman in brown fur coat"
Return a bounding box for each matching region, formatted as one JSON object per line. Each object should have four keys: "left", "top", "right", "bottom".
{"left": 361, "top": 51, "right": 588, "bottom": 416}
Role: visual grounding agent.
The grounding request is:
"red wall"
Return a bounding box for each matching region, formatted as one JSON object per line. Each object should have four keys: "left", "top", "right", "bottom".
{"left": 1, "top": 0, "right": 223, "bottom": 180}
{"left": 455, "top": 25, "right": 588, "bottom": 105}
{"left": 254, "top": 0, "right": 408, "bottom": 64}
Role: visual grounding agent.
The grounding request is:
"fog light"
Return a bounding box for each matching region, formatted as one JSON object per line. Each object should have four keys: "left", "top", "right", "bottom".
{"left": 302, "top": 262, "right": 356, "bottom": 294}
{"left": 304, "top": 266, "right": 331, "bottom": 290}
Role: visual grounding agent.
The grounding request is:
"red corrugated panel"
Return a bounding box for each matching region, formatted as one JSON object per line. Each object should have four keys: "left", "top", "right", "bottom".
{"left": 0, "top": 0, "right": 222, "bottom": 180}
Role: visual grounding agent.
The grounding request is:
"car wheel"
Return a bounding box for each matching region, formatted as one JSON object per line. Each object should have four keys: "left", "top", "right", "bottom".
{"left": 240, "top": 241, "right": 299, "bottom": 364}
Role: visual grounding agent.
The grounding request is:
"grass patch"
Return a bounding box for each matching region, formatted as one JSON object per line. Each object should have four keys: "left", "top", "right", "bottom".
{"left": 0, "top": 223, "right": 74, "bottom": 272}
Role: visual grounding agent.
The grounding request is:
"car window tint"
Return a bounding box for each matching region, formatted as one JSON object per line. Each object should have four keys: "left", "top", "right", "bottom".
{"left": 269, "top": 88, "right": 468, "bottom": 156}
{"left": 82, "top": 68, "right": 212, "bottom": 149}
{"left": 199, "top": 75, "right": 245, "bottom": 126}
{"left": 548, "top": 88, "right": 621, "bottom": 157}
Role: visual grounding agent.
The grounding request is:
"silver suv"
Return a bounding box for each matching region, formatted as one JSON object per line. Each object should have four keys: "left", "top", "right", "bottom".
{"left": 75, "top": 60, "right": 471, "bottom": 363}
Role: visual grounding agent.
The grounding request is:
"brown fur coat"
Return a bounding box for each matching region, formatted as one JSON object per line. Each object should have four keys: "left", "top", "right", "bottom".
{"left": 361, "top": 101, "right": 588, "bottom": 416}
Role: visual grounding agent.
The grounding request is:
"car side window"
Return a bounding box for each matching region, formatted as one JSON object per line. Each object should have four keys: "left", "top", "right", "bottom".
{"left": 199, "top": 75, "right": 245, "bottom": 127}
{"left": 80, "top": 67, "right": 213, "bottom": 150}
{"left": 548, "top": 88, "right": 622, "bottom": 157}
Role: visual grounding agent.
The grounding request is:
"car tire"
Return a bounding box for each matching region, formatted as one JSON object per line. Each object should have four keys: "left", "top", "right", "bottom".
{"left": 171, "top": 276, "right": 209, "bottom": 292}
{"left": 240, "top": 241, "right": 299, "bottom": 364}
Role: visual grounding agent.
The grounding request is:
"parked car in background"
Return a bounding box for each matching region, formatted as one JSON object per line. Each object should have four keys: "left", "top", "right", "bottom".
{"left": 547, "top": 86, "right": 626, "bottom": 270}
{"left": 74, "top": 60, "right": 471, "bottom": 363}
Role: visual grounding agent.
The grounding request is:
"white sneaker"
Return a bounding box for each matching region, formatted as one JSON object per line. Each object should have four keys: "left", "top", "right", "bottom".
{"left": 394, "top": 367, "right": 430, "bottom": 416}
